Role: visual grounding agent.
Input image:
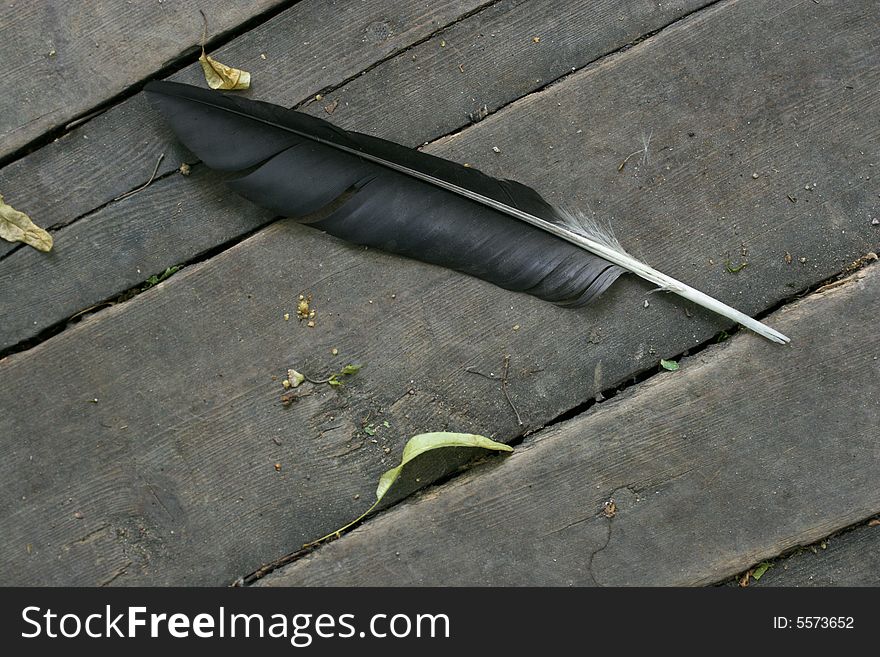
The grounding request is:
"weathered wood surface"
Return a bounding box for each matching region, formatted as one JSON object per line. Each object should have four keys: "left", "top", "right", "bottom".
{"left": 0, "top": 0, "right": 489, "bottom": 260}
{"left": 748, "top": 522, "right": 880, "bottom": 587}
{"left": 260, "top": 266, "right": 880, "bottom": 586}
{"left": 300, "top": 0, "right": 715, "bottom": 145}
{"left": 0, "top": 0, "right": 287, "bottom": 161}
{"left": 1, "top": 0, "right": 878, "bottom": 586}
{"left": 0, "top": 0, "right": 713, "bottom": 345}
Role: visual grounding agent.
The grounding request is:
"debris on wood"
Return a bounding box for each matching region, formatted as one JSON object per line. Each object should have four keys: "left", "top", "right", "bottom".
{"left": 751, "top": 562, "right": 772, "bottom": 581}
{"left": 468, "top": 104, "right": 489, "bottom": 123}
{"left": 114, "top": 153, "right": 165, "bottom": 201}
{"left": 144, "top": 265, "right": 180, "bottom": 288}
{"left": 324, "top": 99, "right": 339, "bottom": 115}
{"left": 0, "top": 194, "right": 53, "bottom": 252}
{"left": 660, "top": 359, "right": 679, "bottom": 372}
{"left": 179, "top": 163, "right": 192, "bottom": 176}
{"left": 466, "top": 355, "right": 523, "bottom": 426}
{"left": 287, "top": 369, "right": 305, "bottom": 388}
{"left": 198, "top": 11, "right": 250, "bottom": 90}
{"left": 602, "top": 499, "right": 617, "bottom": 518}
{"left": 297, "top": 294, "right": 312, "bottom": 319}
{"left": 284, "top": 363, "right": 361, "bottom": 391}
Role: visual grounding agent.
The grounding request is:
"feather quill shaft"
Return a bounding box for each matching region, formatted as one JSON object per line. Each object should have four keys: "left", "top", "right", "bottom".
{"left": 285, "top": 150, "right": 790, "bottom": 344}
{"left": 145, "top": 81, "right": 789, "bottom": 344}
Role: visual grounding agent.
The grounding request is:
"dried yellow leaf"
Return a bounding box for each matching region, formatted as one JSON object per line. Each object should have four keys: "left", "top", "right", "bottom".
{"left": 0, "top": 194, "right": 53, "bottom": 252}
{"left": 199, "top": 49, "right": 250, "bottom": 90}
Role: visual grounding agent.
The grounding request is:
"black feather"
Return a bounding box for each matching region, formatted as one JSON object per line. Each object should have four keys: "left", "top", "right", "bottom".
{"left": 145, "top": 81, "right": 622, "bottom": 306}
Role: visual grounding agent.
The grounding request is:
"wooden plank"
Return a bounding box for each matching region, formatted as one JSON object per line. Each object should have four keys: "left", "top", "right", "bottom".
{"left": 1, "top": 0, "right": 878, "bottom": 586}
{"left": 0, "top": 0, "right": 715, "bottom": 344}
{"left": 296, "top": 0, "right": 716, "bottom": 144}
{"left": 258, "top": 265, "right": 880, "bottom": 586}
{"left": 0, "top": 0, "right": 287, "bottom": 161}
{"left": 747, "top": 522, "right": 880, "bottom": 587}
{"left": 0, "top": 0, "right": 489, "bottom": 260}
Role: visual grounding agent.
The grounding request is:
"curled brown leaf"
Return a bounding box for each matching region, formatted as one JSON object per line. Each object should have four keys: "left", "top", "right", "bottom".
{"left": 199, "top": 49, "right": 251, "bottom": 90}
{"left": 0, "top": 194, "right": 53, "bottom": 252}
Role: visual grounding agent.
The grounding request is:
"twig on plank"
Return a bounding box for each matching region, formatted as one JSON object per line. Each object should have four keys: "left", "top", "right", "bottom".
{"left": 113, "top": 153, "right": 165, "bottom": 201}
{"left": 500, "top": 354, "right": 524, "bottom": 427}
{"left": 465, "top": 355, "right": 523, "bottom": 426}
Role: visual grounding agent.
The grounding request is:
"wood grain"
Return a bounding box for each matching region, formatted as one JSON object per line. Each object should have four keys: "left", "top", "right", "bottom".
{"left": 259, "top": 265, "right": 880, "bottom": 586}
{"left": 0, "top": 0, "right": 287, "bottom": 160}
{"left": 0, "top": 0, "right": 488, "bottom": 259}
{"left": 747, "top": 522, "right": 880, "bottom": 587}
{"left": 1, "top": 0, "right": 878, "bottom": 585}
{"left": 0, "top": 0, "right": 714, "bottom": 338}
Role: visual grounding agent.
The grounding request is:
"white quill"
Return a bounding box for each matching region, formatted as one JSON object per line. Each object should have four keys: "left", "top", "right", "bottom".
{"left": 374, "top": 160, "right": 791, "bottom": 344}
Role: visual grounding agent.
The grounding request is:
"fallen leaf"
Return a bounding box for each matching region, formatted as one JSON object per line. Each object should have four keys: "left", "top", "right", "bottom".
{"left": 199, "top": 49, "right": 250, "bottom": 90}
{"left": 868, "top": 519, "right": 880, "bottom": 527}
{"left": 305, "top": 432, "right": 512, "bottom": 547}
{"left": 0, "top": 194, "right": 53, "bottom": 252}
{"left": 287, "top": 369, "right": 305, "bottom": 388}
{"left": 752, "top": 562, "right": 772, "bottom": 581}
{"left": 376, "top": 432, "right": 510, "bottom": 500}
{"left": 660, "top": 359, "right": 679, "bottom": 372}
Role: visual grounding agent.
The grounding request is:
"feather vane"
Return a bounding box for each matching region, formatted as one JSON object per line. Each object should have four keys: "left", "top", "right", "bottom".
{"left": 145, "top": 81, "right": 789, "bottom": 344}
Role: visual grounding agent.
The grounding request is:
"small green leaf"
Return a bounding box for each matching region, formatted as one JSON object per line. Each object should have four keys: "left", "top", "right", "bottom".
{"left": 382, "top": 420, "right": 390, "bottom": 428}
{"left": 304, "top": 432, "right": 512, "bottom": 548}
{"left": 752, "top": 562, "right": 772, "bottom": 581}
{"left": 725, "top": 259, "right": 748, "bottom": 274}
{"left": 143, "top": 265, "right": 181, "bottom": 290}
{"left": 327, "top": 375, "right": 342, "bottom": 387}
{"left": 157, "top": 265, "right": 180, "bottom": 283}
{"left": 340, "top": 364, "right": 362, "bottom": 375}
{"left": 660, "top": 359, "right": 679, "bottom": 371}
{"left": 363, "top": 425, "right": 376, "bottom": 436}
{"left": 287, "top": 369, "right": 305, "bottom": 388}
